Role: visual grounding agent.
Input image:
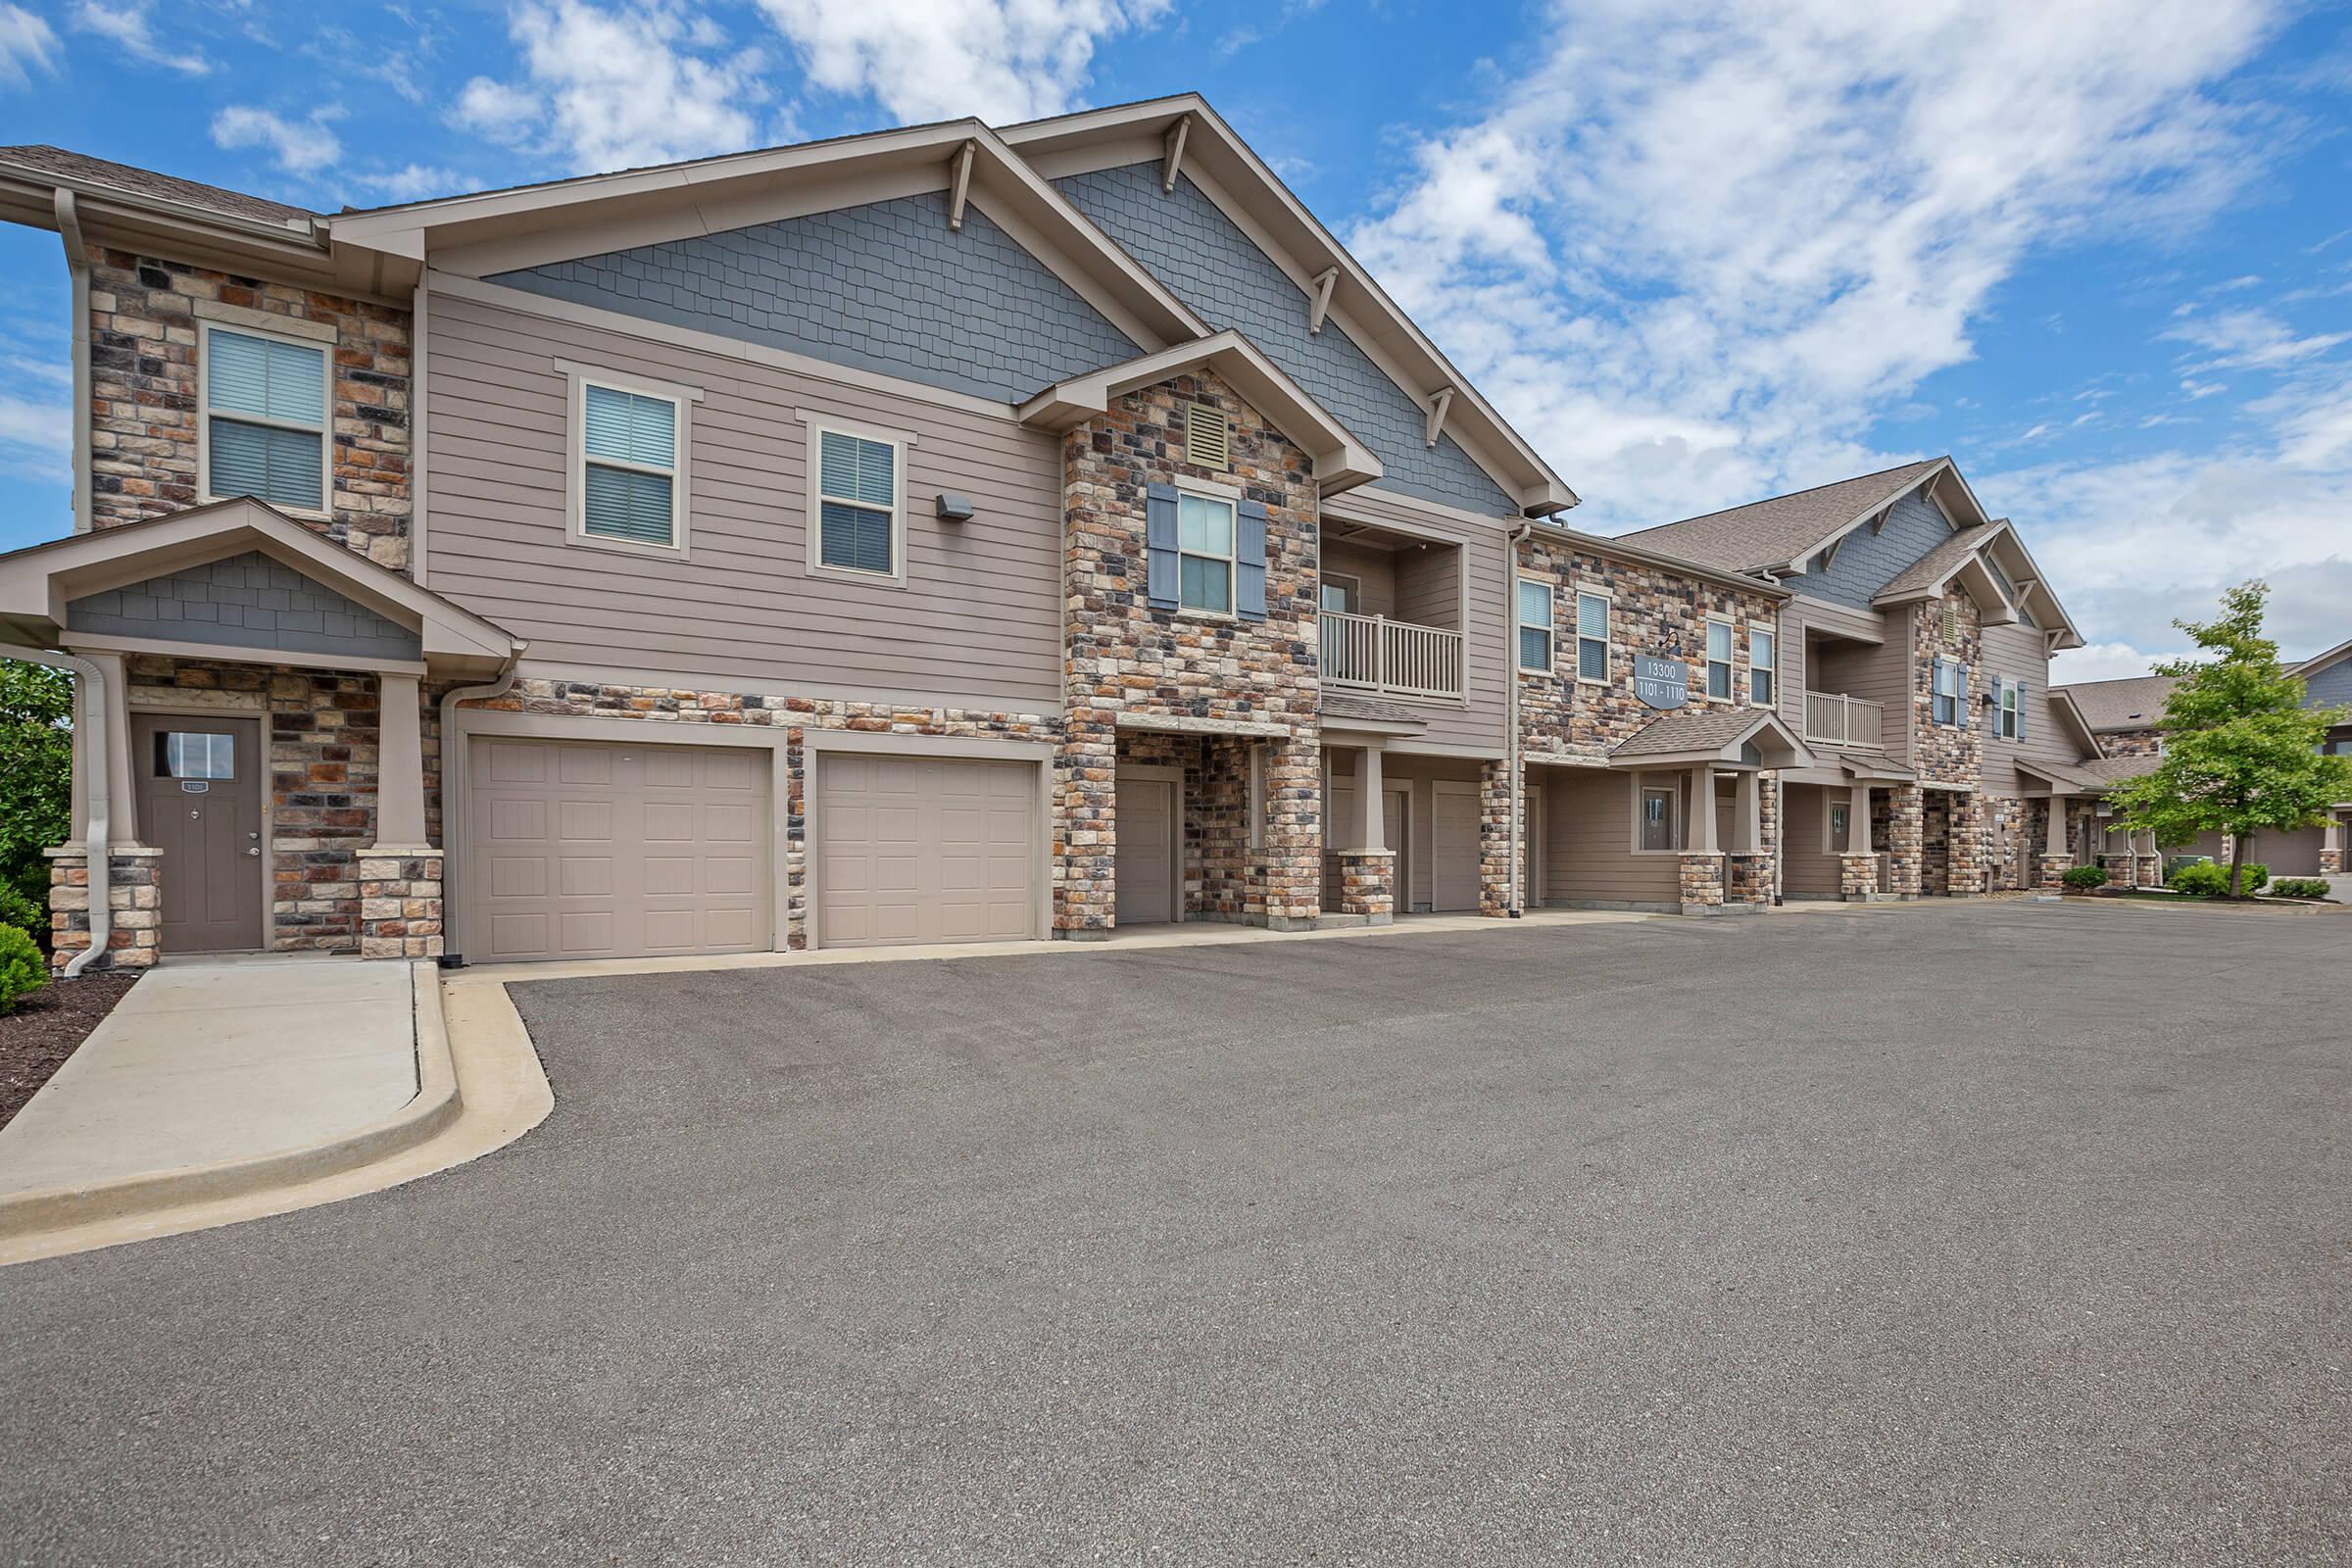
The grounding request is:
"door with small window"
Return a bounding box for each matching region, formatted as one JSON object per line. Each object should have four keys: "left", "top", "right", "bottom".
{"left": 131, "top": 713, "right": 265, "bottom": 953}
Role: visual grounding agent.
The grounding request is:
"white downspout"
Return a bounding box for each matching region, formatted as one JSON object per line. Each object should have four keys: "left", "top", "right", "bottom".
{"left": 436, "top": 650, "right": 527, "bottom": 962}
{"left": 1506, "top": 520, "right": 1535, "bottom": 917}
{"left": 7, "top": 648, "right": 110, "bottom": 976}
{"left": 55, "top": 190, "right": 92, "bottom": 537}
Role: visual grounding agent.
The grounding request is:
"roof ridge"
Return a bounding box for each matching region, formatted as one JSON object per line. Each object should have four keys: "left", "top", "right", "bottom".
{"left": 1623, "top": 456, "right": 1944, "bottom": 539}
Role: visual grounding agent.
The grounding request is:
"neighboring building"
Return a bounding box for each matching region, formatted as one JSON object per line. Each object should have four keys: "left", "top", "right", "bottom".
{"left": 1623, "top": 459, "right": 2132, "bottom": 899}
{"left": 0, "top": 98, "right": 2116, "bottom": 973}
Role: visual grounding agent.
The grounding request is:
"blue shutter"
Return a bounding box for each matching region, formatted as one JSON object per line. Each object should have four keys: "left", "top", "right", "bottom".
{"left": 1145, "top": 483, "right": 1179, "bottom": 611}
{"left": 1236, "top": 498, "right": 1268, "bottom": 622}
{"left": 1955, "top": 662, "right": 1970, "bottom": 728}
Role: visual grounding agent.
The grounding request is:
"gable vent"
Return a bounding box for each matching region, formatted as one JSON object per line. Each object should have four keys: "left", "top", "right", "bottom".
{"left": 1185, "top": 403, "right": 1230, "bottom": 470}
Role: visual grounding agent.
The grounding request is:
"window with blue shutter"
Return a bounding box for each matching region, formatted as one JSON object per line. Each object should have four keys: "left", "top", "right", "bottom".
{"left": 816, "top": 429, "right": 898, "bottom": 575}
{"left": 581, "top": 382, "right": 679, "bottom": 547}
{"left": 1176, "top": 492, "right": 1235, "bottom": 613}
{"left": 205, "top": 327, "right": 327, "bottom": 512}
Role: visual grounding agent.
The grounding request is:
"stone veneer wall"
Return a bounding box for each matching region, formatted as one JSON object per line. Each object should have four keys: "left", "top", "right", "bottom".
{"left": 1114, "top": 730, "right": 1256, "bottom": 920}
{"left": 45, "top": 848, "right": 163, "bottom": 971}
{"left": 88, "top": 250, "right": 412, "bottom": 566}
{"left": 125, "top": 655, "right": 384, "bottom": 953}
{"left": 1057, "top": 369, "right": 1321, "bottom": 933}
{"left": 2098, "top": 727, "right": 2165, "bottom": 760}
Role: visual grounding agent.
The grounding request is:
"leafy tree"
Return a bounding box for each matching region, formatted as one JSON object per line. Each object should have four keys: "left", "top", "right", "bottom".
{"left": 0, "top": 661, "right": 74, "bottom": 923}
{"left": 2106, "top": 582, "right": 2352, "bottom": 897}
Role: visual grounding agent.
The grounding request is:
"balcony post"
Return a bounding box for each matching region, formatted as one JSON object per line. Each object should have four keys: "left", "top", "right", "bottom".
{"left": 1373, "top": 613, "right": 1386, "bottom": 693}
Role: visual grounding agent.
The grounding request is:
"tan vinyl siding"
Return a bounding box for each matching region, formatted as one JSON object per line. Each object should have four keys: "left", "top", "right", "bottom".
{"left": 425, "top": 284, "right": 1065, "bottom": 711}
{"left": 1979, "top": 620, "right": 2083, "bottom": 794}
{"left": 1396, "top": 540, "right": 1462, "bottom": 632}
{"left": 1322, "top": 489, "right": 1506, "bottom": 755}
{"left": 1781, "top": 595, "right": 1910, "bottom": 764}
{"left": 1322, "top": 540, "right": 1397, "bottom": 616}
{"left": 1541, "top": 767, "right": 1679, "bottom": 906}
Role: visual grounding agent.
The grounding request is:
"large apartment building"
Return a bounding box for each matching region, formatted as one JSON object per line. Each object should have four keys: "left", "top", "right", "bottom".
{"left": 0, "top": 98, "right": 2138, "bottom": 971}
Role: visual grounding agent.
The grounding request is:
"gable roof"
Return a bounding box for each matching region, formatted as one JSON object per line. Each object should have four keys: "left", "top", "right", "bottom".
{"left": 1608, "top": 707, "right": 1811, "bottom": 768}
{"left": 0, "top": 145, "right": 316, "bottom": 224}
{"left": 2292, "top": 635, "right": 2352, "bottom": 679}
{"left": 2057, "top": 673, "right": 2176, "bottom": 733}
{"left": 1621, "top": 460, "right": 1954, "bottom": 574}
{"left": 0, "top": 499, "right": 521, "bottom": 675}
{"left": 1017, "top": 328, "right": 1382, "bottom": 493}
{"left": 1000, "top": 96, "right": 1578, "bottom": 518}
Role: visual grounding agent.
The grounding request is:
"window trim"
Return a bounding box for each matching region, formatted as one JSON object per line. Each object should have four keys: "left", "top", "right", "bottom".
{"left": 1996, "top": 675, "right": 2024, "bottom": 740}
{"left": 564, "top": 364, "right": 697, "bottom": 561}
{"left": 1172, "top": 474, "right": 1240, "bottom": 620}
{"left": 1705, "top": 615, "right": 1736, "bottom": 703}
{"left": 1824, "top": 792, "right": 1854, "bottom": 854}
{"left": 1630, "top": 771, "right": 1686, "bottom": 857}
{"left": 805, "top": 418, "right": 911, "bottom": 586}
{"left": 1515, "top": 575, "right": 1554, "bottom": 674}
{"left": 1574, "top": 584, "right": 1613, "bottom": 687}
{"left": 195, "top": 318, "right": 333, "bottom": 520}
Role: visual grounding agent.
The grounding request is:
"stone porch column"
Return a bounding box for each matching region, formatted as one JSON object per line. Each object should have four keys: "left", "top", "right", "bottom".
{"left": 2324, "top": 815, "right": 2345, "bottom": 875}
{"left": 1839, "top": 781, "right": 1877, "bottom": 901}
{"left": 1678, "top": 764, "right": 1726, "bottom": 913}
{"left": 1946, "top": 790, "right": 1987, "bottom": 896}
{"left": 1478, "top": 758, "right": 1513, "bottom": 916}
{"left": 2035, "top": 795, "right": 2075, "bottom": 889}
{"left": 1257, "top": 733, "right": 1322, "bottom": 931}
{"left": 1054, "top": 709, "right": 1118, "bottom": 937}
{"left": 1885, "top": 784, "right": 1924, "bottom": 897}
{"left": 1725, "top": 768, "right": 1768, "bottom": 906}
{"left": 358, "top": 671, "right": 443, "bottom": 960}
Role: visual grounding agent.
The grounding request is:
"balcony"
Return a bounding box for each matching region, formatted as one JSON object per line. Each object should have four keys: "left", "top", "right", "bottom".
{"left": 1322, "top": 610, "right": 1465, "bottom": 702}
{"left": 1804, "top": 690, "right": 1884, "bottom": 750}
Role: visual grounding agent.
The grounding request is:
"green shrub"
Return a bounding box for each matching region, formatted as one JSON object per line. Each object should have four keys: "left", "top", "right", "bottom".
{"left": 2061, "top": 864, "right": 2108, "bottom": 891}
{"left": 0, "top": 922, "right": 44, "bottom": 1014}
{"left": 0, "top": 662, "right": 72, "bottom": 921}
{"left": 2238, "top": 862, "right": 2270, "bottom": 895}
{"left": 2272, "top": 878, "right": 2333, "bottom": 901}
{"left": 0, "top": 881, "right": 41, "bottom": 937}
{"left": 2169, "top": 861, "right": 2230, "bottom": 897}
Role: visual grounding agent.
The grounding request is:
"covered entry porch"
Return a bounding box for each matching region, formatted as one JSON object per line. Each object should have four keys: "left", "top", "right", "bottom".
{"left": 0, "top": 498, "right": 521, "bottom": 969}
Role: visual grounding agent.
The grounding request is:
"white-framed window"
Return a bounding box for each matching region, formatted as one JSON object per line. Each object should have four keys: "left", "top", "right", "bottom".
{"left": 1750, "top": 627, "right": 1776, "bottom": 708}
{"left": 1995, "top": 676, "right": 2025, "bottom": 740}
{"left": 1933, "top": 657, "right": 1965, "bottom": 726}
{"left": 1576, "top": 589, "right": 1611, "bottom": 684}
{"left": 1517, "top": 578, "right": 1553, "bottom": 673}
{"left": 1177, "top": 489, "right": 1236, "bottom": 614}
{"left": 808, "top": 425, "right": 906, "bottom": 580}
{"left": 1706, "top": 618, "right": 1735, "bottom": 700}
{"left": 198, "top": 320, "right": 330, "bottom": 514}
{"left": 564, "top": 367, "right": 694, "bottom": 557}
{"left": 1635, "top": 776, "right": 1680, "bottom": 854}
{"left": 1826, "top": 795, "right": 1853, "bottom": 853}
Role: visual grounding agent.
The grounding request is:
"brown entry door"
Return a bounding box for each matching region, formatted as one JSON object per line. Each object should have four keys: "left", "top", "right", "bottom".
{"left": 132, "top": 712, "right": 265, "bottom": 953}
{"left": 1116, "top": 775, "right": 1177, "bottom": 925}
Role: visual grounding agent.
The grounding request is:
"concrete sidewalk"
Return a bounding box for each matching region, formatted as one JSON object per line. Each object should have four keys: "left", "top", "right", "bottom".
{"left": 0, "top": 956, "right": 418, "bottom": 1201}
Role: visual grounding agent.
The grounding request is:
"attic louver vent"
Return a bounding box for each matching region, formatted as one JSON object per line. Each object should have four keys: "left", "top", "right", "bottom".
{"left": 1185, "top": 403, "right": 1230, "bottom": 470}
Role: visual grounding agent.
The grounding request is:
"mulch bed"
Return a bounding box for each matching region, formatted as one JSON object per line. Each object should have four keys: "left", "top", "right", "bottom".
{"left": 0, "top": 970, "right": 140, "bottom": 1132}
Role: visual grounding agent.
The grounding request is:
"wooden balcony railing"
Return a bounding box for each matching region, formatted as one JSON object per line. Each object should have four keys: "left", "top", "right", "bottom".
{"left": 1321, "top": 610, "right": 1464, "bottom": 702}
{"left": 1804, "top": 690, "right": 1885, "bottom": 750}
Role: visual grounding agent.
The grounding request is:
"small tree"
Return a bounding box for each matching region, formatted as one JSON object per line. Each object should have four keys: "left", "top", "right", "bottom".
{"left": 2105, "top": 582, "right": 2352, "bottom": 897}
{"left": 0, "top": 661, "right": 74, "bottom": 923}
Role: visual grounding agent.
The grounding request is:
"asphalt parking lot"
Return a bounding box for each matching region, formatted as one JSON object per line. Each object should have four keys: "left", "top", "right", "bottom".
{"left": 3, "top": 898, "right": 2346, "bottom": 1565}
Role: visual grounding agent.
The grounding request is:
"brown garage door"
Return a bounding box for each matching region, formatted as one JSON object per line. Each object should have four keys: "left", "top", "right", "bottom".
{"left": 2248, "top": 822, "right": 2327, "bottom": 877}
{"left": 466, "top": 737, "right": 770, "bottom": 963}
{"left": 816, "top": 753, "right": 1037, "bottom": 948}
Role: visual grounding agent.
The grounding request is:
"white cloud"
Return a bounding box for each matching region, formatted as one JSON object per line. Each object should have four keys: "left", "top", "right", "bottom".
{"left": 2161, "top": 306, "right": 2352, "bottom": 371}
{"left": 2050, "top": 642, "right": 2185, "bottom": 684}
{"left": 70, "top": 0, "right": 210, "bottom": 74}
{"left": 354, "top": 165, "right": 469, "bottom": 203}
{"left": 211, "top": 106, "right": 344, "bottom": 175}
{"left": 1348, "top": 0, "right": 2287, "bottom": 533}
{"left": 754, "top": 0, "right": 1168, "bottom": 123}
{"left": 452, "top": 1, "right": 767, "bottom": 172}
{"left": 0, "top": 3, "right": 58, "bottom": 89}
{"left": 0, "top": 390, "right": 70, "bottom": 485}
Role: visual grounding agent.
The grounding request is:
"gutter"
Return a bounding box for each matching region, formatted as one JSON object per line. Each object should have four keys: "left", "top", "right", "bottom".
{"left": 4, "top": 648, "right": 110, "bottom": 976}
{"left": 53, "top": 190, "right": 91, "bottom": 536}
{"left": 434, "top": 646, "right": 528, "bottom": 965}
{"left": 1505, "top": 520, "right": 1535, "bottom": 917}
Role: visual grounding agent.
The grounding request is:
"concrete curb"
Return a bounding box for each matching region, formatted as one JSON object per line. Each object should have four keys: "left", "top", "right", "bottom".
{"left": 0, "top": 962, "right": 463, "bottom": 1243}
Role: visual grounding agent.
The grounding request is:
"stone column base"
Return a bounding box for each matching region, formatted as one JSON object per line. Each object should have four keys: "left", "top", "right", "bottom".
{"left": 358, "top": 849, "right": 444, "bottom": 960}
{"left": 1330, "top": 848, "right": 1396, "bottom": 923}
{"left": 44, "top": 846, "right": 164, "bottom": 971}
{"left": 1726, "top": 853, "right": 1772, "bottom": 906}
{"left": 2133, "top": 855, "right": 2163, "bottom": 888}
{"left": 2035, "top": 854, "right": 2075, "bottom": 891}
{"left": 1838, "top": 854, "right": 1880, "bottom": 901}
{"left": 2322, "top": 848, "right": 2344, "bottom": 875}
{"left": 1678, "top": 853, "right": 1725, "bottom": 915}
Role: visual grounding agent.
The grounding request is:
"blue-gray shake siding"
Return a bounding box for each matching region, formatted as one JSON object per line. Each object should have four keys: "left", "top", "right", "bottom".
{"left": 68, "top": 549, "right": 422, "bottom": 661}
{"left": 2304, "top": 652, "right": 2352, "bottom": 710}
{"left": 1054, "top": 164, "right": 1520, "bottom": 518}
{"left": 1776, "top": 491, "right": 1952, "bottom": 609}
{"left": 488, "top": 189, "right": 1140, "bottom": 406}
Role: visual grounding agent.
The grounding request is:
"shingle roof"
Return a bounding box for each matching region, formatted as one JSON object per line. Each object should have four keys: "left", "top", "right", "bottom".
{"left": 2078, "top": 755, "right": 2159, "bottom": 785}
{"left": 2057, "top": 674, "right": 2176, "bottom": 733}
{"left": 1620, "top": 459, "right": 1947, "bottom": 574}
{"left": 1320, "top": 693, "right": 1427, "bottom": 727}
{"left": 0, "top": 145, "right": 315, "bottom": 224}
{"left": 1609, "top": 708, "right": 1771, "bottom": 760}
{"left": 1874, "top": 520, "right": 2007, "bottom": 603}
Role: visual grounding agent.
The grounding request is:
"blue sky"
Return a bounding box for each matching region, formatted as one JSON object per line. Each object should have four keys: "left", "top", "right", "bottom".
{"left": 0, "top": 0, "right": 2346, "bottom": 677}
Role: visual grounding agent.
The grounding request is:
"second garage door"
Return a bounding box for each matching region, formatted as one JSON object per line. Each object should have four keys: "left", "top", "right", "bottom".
{"left": 816, "top": 753, "right": 1038, "bottom": 948}
{"left": 466, "top": 737, "right": 770, "bottom": 963}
